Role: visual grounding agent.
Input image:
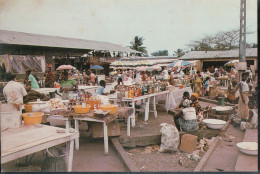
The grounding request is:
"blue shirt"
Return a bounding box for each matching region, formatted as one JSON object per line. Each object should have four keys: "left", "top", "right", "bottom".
{"left": 205, "top": 80, "right": 209, "bottom": 88}
{"left": 95, "top": 86, "right": 105, "bottom": 96}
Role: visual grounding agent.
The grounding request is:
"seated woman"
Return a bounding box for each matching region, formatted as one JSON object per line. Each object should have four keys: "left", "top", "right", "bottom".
{"left": 226, "top": 79, "right": 238, "bottom": 104}
{"left": 190, "top": 93, "right": 203, "bottom": 122}
{"left": 173, "top": 99, "right": 198, "bottom": 132}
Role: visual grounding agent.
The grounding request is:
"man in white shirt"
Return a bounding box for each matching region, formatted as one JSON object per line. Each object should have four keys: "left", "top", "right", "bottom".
{"left": 3, "top": 73, "right": 27, "bottom": 111}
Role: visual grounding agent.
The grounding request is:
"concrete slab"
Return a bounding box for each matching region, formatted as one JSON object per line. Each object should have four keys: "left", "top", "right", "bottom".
{"left": 202, "top": 124, "right": 244, "bottom": 172}
{"left": 235, "top": 129, "right": 258, "bottom": 172}
{"left": 72, "top": 140, "right": 127, "bottom": 172}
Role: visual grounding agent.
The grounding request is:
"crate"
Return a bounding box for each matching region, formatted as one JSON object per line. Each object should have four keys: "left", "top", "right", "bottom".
{"left": 91, "top": 120, "right": 120, "bottom": 138}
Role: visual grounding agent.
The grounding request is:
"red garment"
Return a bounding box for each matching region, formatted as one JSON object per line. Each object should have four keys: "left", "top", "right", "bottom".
{"left": 45, "top": 72, "right": 55, "bottom": 87}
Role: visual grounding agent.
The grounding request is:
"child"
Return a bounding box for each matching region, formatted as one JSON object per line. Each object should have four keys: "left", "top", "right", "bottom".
{"left": 204, "top": 77, "right": 210, "bottom": 96}
{"left": 178, "top": 91, "right": 190, "bottom": 108}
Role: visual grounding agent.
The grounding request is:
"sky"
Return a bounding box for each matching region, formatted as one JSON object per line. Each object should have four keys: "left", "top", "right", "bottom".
{"left": 0, "top": 0, "right": 257, "bottom": 56}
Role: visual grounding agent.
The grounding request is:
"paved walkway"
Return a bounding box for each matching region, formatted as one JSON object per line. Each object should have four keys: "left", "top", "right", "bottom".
{"left": 72, "top": 140, "right": 127, "bottom": 172}
{"left": 202, "top": 124, "right": 244, "bottom": 172}
{"left": 235, "top": 129, "right": 258, "bottom": 172}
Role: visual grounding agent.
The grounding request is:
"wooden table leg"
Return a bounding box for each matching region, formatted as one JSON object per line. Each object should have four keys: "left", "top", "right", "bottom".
{"left": 131, "top": 101, "right": 136, "bottom": 127}
{"left": 65, "top": 120, "right": 71, "bottom": 130}
{"left": 65, "top": 139, "right": 75, "bottom": 172}
{"left": 103, "top": 122, "right": 109, "bottom": 155}
{"left": 153, "top": 96, "right": 157, "bottom": 118}
{"left": 144, "top": 97, "right": 150, "bottom": 121}
{"left": 74, "top": 119, "right": 79, "bottom": 150}
{"left": 127, "top": 116, "right": 131, "bottom": 136}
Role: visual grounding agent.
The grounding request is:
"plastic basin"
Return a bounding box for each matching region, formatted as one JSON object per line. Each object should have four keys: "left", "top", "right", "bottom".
{"left": 100, "top": 104, "right": 118, "bottom": 114}
{"left": 202, "top": 119, "right": 226, "bottom": 129}
{"left": 237, "top": 142, "right": 258, "bottom": 155}
{"left": 73, "top": 104, "right": 91, "bottom": 114}
{"left": 22, "top": 112, "right": 44, "bottom": 125}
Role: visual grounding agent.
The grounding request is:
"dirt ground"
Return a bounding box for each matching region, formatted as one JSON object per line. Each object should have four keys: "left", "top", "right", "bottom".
{"left": 125, "top": 145, "right": 203, "bottom": 172}
{"left": 123, "top": 100, "right": 223, "bottom": 172}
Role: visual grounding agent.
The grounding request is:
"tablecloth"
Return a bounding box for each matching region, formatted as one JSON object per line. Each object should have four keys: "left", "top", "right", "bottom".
{"left": 49, "top": 107, "right": 133, "bottom": 124}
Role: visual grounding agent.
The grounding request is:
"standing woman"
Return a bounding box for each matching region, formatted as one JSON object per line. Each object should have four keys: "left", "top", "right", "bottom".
{"left": 194, "top": 74, "right": 202, "bottom": 96}
{"left": 237, "top": 72, "right": 249, "bottom": 121}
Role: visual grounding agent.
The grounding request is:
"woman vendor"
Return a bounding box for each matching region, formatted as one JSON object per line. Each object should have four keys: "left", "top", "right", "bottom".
{"left": 194, "top": 74, "right": 202, "bottom": 96}
{"left": 173, "top": 99, "right": 198, "bottom": 132}
{"left": 190, "top": 93, "right": 203, "bottom": 122}
{"left": 60, "top": 71, "right": 78, "bottom": 100}
{"left": 226, "top": 79, "right": 238, "bottom": 104}
{"left": 237, "top": 72, "right": 249, "bottom": 121}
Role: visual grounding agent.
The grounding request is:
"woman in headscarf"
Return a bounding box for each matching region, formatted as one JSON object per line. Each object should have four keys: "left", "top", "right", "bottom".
{"left": 169, "top": 72, "right": 175, "bottom": 86}
{"left": 194, "top": 74, "right": 202, "bottom": 96}
{"left": 190, "top": 93, "right": 203, "bottom": 122}
{"left": 226, "top": 79, "right": 238, "bottom": 104}
{"left": 173, "top": 98, "right": 198, "bottom": 132}
{"left": 237, "top": 72, "right": 250, "bottom": 121}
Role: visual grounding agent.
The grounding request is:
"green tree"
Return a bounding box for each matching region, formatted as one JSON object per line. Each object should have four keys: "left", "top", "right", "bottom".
{"left": 151, "top": 50, "right": 168, "bottom": 56}
{"left": 173, "top": 49, "right": 186, "bottom": 57}
{"left": 130, "top": 36, "right": 148, "bottom": 55}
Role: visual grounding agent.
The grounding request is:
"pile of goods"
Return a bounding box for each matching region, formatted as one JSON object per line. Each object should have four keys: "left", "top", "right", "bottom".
{"left": 116, "top": 81, "right": 169, "bottom": 98}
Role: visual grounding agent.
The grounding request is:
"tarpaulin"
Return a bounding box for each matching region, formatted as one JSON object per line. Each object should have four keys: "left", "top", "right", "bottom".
{"left": 0, "top": 55, "right": 45, "bottom": 74}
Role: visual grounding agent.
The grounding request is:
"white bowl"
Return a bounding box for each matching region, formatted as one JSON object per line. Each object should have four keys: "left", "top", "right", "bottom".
{"left": 202, "top": 119, "right": 226, "bottom": 129}
{"left": 212, "top": 106, "right": 233, "bottom": 111}
{"left": 237, "top": 142, "right": 258, "bottom": 156}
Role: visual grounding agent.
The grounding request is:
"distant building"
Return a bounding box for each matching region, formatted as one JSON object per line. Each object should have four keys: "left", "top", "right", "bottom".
{"left": 180, "top": 48, "right": 257, "bottom": 71}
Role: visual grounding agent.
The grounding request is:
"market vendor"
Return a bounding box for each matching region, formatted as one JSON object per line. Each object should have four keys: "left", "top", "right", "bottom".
{"left": 95, "top": 80, "right": 109, "bottom": 96}
{"left": 237, "top": 72, "right": 249, "bottom": 121}
{"left": 24, "top": 69, "right": 39, "bottom": 89}
{"left": 60, "top": 71, "right": 78, "bottom": 100}
{"left": 169, "top": 72, "right": 175, "bottom": 86}
{"left": 173, "top": 99, "right": 198, "bottom": 132}
{"left": 3, "top": 73, "right": 27, "bottom": 111}
{"left": 190, "top": 93, "right": 203, "bottom": 122}
{"left": 226, "top": 79, "right": 238, "bottom": 104}
{"left": 45, "top": 67, "right": 55, "bottom": 88}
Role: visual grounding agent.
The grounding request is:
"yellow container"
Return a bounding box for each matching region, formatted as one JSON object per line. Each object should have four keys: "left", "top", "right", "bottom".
{"left": 24, "top": 104, "right": 33, "bottom": 112}
{"left": 22, "top": 112, "right": 44, "bottom": 125}
{"left": 100, "top": 104, "right": 118, "bottom": 114}
{"left": 73, "top": 104, "right": 91, "bottom": 114}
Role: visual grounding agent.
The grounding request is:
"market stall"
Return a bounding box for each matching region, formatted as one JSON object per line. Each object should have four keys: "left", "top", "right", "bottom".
{"left": 1, "top": 124, "right": 79, "bottom": 172}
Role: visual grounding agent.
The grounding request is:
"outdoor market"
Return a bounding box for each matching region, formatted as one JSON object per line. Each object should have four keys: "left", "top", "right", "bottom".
{"left": 0, "top": 0, "right": 258, "bottom": 173}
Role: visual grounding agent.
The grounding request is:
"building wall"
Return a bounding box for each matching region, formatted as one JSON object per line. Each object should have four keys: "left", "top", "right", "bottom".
{"left": 193, "top": 57, "right": 257, "bottom": 71}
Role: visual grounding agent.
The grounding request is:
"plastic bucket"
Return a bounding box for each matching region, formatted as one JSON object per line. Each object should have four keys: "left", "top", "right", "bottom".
{"left": 218, "top": 97, "right": 225, "bottom": 106}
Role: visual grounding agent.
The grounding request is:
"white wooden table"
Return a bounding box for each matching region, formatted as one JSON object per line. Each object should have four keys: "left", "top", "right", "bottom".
{"left": 73, "top": 117, "right": 109, "bottom": 155}
{"left": 35, "top": 86, "right": 99, "bottom": 96}
{"left": 114, "top": 90, "right": 170, "bottom": 127}
{"left": 1, "top": 124, "right": 79, "bottom": 172}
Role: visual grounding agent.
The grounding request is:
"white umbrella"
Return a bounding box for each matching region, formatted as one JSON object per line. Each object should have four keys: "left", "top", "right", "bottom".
{"left": 224, "top": 60, "right": 239, "bottom": 66}
{"left": 56, "top": 65, "right": 76, "bottom": 70}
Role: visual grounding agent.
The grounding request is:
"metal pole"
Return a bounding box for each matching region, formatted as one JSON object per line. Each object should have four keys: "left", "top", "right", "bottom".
{"left": 239, "top": 0, "right": 246, "bottom": 62}
{"left": 238, "top": 0, "right": 247, "bottom": 80}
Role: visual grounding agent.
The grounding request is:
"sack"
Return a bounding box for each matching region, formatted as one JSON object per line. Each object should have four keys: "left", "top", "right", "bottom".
{"left": 159, "top": 123, "right": 179, "bottom": 153}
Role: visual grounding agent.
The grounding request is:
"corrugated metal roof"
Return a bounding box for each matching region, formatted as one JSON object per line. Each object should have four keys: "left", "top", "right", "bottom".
{"left": 180, "top": 48, "right": 257, "bottom": 60}
{"left": 0, "top": 30, "right": 140, "bottom": 53}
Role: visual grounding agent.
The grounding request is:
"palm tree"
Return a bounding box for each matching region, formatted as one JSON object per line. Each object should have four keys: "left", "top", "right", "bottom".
{"left": 130, "top": 36, "right": 148, "bottom": 55}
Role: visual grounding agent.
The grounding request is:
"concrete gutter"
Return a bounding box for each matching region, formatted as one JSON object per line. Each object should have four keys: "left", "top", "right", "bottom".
{"left": 193, "top": 117, "right": 231, "bottom": 172}
{"left": 110, "top": 138, "right": 140, "bottom": 172}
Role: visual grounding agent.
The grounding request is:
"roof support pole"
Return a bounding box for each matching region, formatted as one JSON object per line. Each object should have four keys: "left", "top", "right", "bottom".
{"left": 238, "top": 0, "right": 247, "bottom": 81}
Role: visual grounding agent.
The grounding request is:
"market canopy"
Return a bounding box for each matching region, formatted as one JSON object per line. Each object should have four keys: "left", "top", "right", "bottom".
{"left": 168, "top": 60, "right": 191, "bottom": 67}
{"left": 90, "top": 65, "right": 104, "bottom": 70}
{"left": 111, "top": 60, "right": 154, "bottom": 67}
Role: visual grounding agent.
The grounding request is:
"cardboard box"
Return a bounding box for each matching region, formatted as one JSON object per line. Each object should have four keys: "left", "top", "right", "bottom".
{"left": 0, "top": 103, "right": 22, "bottom": 129}
{"left": 91, "top": 120, "right": 120, "bottom": 138}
